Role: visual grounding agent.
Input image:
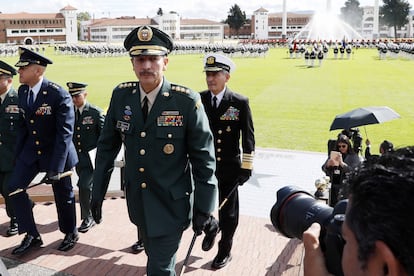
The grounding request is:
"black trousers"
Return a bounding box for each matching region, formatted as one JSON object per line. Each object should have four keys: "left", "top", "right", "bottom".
{"left": 217, "top": 176, "right": 239, "bottom": 254}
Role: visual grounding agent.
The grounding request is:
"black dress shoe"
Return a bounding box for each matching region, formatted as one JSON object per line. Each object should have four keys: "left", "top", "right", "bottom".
{"left": 201, "top": 216, "right": 219, "bottom": 251}
{"left": 12, "top": 234, "right": 43, "bottom": 255}
{"left": 131, "top": 239, "right": 144, "bottom": 253}
{"left": 58, "top": 232, "right": 79, "bottom": 251}
{"left": 211, "top": 253, "right": 232, "bottom": 269}
{"left": 78, "top": 217, "right": 96, "bottom": 233}
{"left": 6, "top": 218, "right": 18, "bottom": 237}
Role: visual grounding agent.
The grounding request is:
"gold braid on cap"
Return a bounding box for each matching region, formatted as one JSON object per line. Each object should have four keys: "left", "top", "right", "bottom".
{"left": 129, "top": 45, "right": 169, "bottom": 56}
{"left": 0, "top": 68, "right": 12, "bottom": 75}
{"left": 69, "top": 87, "right": 85, "bottom": 92}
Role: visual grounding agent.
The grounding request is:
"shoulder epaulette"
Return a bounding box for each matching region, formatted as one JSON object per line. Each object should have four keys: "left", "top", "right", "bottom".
{"left": 117, "top": 82, "right": 138, "bottom": 89}
{"left": 48, "top": 81, "right": 61, "bottom": 90}
{"left": 171, "top": 84, "right": 191, "bottom": 94}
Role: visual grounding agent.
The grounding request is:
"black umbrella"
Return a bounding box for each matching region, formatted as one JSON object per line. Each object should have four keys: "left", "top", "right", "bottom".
{"left": 330, "top": 106, "right": 400, "bottom": 131}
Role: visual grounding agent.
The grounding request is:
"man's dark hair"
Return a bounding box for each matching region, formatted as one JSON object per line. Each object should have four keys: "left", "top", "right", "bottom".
{"left": 344, "top": 146, "right": 414, "bottom": 273}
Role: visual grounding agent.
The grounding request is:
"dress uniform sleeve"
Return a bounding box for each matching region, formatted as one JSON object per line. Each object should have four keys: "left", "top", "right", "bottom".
{"left": 92, "top": 92, "right": 122, "bottom": 202}
{"left": 240, "top": 97, "right": 255, "bottom": 171}
{"left": 50, "top": 90, "right": 76, "bottom": 172}
{"left": 97, "top": 108, "right": 106, "bottom": 136}
{"left": 186, "top": 93, "right": 218, "bottom": 214}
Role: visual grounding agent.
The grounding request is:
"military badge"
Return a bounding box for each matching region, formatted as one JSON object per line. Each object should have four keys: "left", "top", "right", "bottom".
{"left": 35, "top": 104, "right": 52, "bottom": 116}
{"left": 137, "top": 25, "right": 153, "bottom": 42}
{"left": 5, "top": 105, "right": 19, "bottom": 114}
{"left": 163, "top": 144, "right": 174, "bottom": 154}
{"left": 82, "top": 116, "right": 94, "bottom": 125}
{"left": 220, "top": 106, "right": 240, "bottom": 121}
{"left": 116, "top": 120, "right": 130, "bottom": 132}
{"left": 157, "top": 115, "right": 183, "bottom": 127}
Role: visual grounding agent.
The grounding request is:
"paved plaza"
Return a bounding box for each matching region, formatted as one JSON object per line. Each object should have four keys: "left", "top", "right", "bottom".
{"left": 0, "top": 148, "right": 327, "bottom": 276}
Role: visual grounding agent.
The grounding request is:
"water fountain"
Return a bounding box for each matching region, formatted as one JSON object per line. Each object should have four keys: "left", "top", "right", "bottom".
{"left": 292, "top": 0, "right": 363, "bottom": 41}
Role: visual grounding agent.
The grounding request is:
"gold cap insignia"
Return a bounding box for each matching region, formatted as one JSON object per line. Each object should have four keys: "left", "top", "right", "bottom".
{"left": 137, "top": 26, "right": 153, "bottom": 42}
{"left": 206, "top": 56, "right": 216, "bottom": 65}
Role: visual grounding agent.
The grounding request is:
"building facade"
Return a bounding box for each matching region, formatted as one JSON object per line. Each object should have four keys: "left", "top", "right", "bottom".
{"left": 0, "top": 5, "right": 78, "bottom": 44}
{"left": 80, "top": 12, "right": 224, "bottom": 43}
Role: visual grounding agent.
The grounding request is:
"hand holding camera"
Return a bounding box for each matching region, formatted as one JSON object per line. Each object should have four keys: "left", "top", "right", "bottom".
{"left": 270, "top": 186, "right": 347, "bottom": 276}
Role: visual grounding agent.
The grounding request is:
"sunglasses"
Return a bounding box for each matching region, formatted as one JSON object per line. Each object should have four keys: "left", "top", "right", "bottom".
{"left": 338, "top": 144, "right": 347, "bottom": 149}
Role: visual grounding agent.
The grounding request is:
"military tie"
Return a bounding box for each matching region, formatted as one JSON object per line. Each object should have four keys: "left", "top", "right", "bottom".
{"left": 76, "top": 109, "right": 81, "bottom": 121}
{"left": 28, "top": 90, "right": 34, "bottom": 109}
{"left": 142, "top": 96, "right": 149, "bottom": 122}
{"left": 212, "top": 96, "right": 218, "bottom": 109}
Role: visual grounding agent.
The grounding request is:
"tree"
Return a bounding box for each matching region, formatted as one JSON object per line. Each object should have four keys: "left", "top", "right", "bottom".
{"left": 340, "top": 0, "right": 364, "bottom": 28}
{"left": 225, "top": 4, "right": 246, "bottom": 38}
{"left": 157, "top": 8, "right": 163, "bottom": 16}
{"left": 380, "top": 0, "right": 411, "bottom": 38}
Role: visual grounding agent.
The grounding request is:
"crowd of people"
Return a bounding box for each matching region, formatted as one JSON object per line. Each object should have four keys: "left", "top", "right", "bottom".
{"left": 1, "top": 25, "right": 413, "bottom": 275}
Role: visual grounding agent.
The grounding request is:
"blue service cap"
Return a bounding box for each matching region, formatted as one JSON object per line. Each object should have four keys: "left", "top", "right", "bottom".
{"left": 15, "top": 47, "right": 53, "bottom": 67}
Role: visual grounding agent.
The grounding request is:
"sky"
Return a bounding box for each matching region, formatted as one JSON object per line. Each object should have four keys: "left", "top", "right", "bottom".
{"left": 3, "top": 0, "right": 414, "bottom": 22}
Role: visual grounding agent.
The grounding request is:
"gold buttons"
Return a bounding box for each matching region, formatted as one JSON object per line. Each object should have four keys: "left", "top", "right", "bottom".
{"left": 168, "top": 133, "right": 173, "bottom": 138}
{"left": 139, "top": 149, "right": 146, "bottom": 155}
{"left": 141, "top": 183, "right": 147, "bottom": 189}
{"left": 217, "top": 157, "right": 221, "bottom": 161}
{"left": 30, "top": 120, "right": 34, "bottom": 124}
{"left": 139, "top": 168, "right": 145, "bottom": 172}
{"left": 37, "top": 150, "right": 42, "bottom": 155}
{"left": 32, "top": 131, "right": 37, "bottom": 135}
{"left": 217, "top": 148, "right": 222, "bottom": 152}
{"left": 217, "top": 139, "right": 222, "bottom": 144}
{"left": 140, "top": 132, "right": 146, "bottom": 138}
{"left": 218, "top": 130, "right": 223, "bottom": 134}
{"left": 35, "top": 141, "right": 40, "bottom": 145}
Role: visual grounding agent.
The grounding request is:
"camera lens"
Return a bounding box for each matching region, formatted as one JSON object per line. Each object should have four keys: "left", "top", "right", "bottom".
{"left": 270, "top": 186, "right": 334, "bottom": 239}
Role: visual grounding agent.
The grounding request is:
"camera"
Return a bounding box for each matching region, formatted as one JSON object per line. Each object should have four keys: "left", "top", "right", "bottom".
{"left": 270, "top": 186, "right": 347, "bottom": 276}
{"left": 341, "top": 128, "right": 362, "bottom": 154}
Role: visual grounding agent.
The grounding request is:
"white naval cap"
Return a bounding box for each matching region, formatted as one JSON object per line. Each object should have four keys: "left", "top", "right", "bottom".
{"left": 203, "top": 53, "right": 236, "bottom": 74}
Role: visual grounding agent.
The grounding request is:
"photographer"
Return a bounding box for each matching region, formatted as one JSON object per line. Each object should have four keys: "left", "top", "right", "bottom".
{"left": 304, "top": 146, "right": 414, "bottom": 276}
{"left": 322, "top": 134, "right": 361, "bottom": 206}
{"left": 365, "top": 139, "right": 394, "bottom": 159}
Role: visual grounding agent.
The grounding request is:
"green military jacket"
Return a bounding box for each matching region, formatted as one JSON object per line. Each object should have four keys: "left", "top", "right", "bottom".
{"left": 0, "top": 88, "right": 20, "bottom": 172}
{"left": 73, "top": 102, "right": 105, "bottom": 169}
{"left": 93, "top": 78, "right": 217, "bottom": 237}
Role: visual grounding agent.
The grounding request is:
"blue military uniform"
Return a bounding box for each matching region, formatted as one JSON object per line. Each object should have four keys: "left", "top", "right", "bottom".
{"left": 0, "top": 60, "right": 21, "bottom": 236}
{"left": 68, "top": 82, "right": 105, "bottom": 232}
{"left": 92, "top": 26, "right": 217, "bottom": 276}
{"left": 200, "top": 53, "right": 255, "bottom": 268}
{"left": 8, "top": 47, "right": 79, "bottom": 254}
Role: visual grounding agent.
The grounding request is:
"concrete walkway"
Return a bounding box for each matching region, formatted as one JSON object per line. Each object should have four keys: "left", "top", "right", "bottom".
{"left": 0, "top": 148, "right": 327, "bottom": 276}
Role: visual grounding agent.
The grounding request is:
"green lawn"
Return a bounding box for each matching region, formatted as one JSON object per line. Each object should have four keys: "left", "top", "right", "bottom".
{"left": 3, "top": 46, "right": 413, "bottom": 153}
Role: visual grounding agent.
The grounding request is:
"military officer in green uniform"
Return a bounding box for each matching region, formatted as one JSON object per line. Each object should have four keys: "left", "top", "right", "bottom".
{"left": 91, "top": 25, "right": 218, "bottom": 276}
{"left": 0, "top": 60, "right": 21, "bottom": 236}
{"left": 68, "top": 82, "right": 105, "bottom": 233}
